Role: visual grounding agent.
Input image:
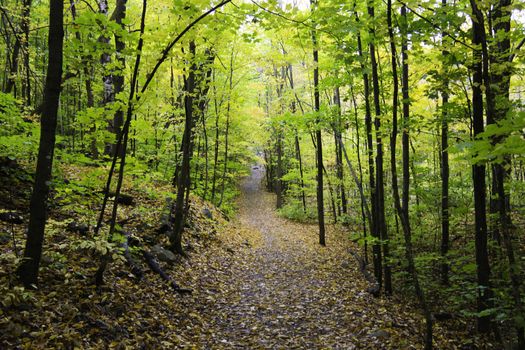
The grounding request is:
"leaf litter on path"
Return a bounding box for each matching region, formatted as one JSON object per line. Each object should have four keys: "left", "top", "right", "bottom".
{"left": 183, "top": 167, "right": 452, "bottom": 349}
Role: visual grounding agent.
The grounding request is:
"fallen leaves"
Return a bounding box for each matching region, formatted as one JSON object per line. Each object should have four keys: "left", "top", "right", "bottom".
{"left": 0, "top": 165, "right": 494, "bottom": 349}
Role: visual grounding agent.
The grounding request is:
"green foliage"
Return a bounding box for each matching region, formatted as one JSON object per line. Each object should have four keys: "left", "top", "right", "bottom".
{"left": 278, "top": 202, "right": 317, "bottom": 222}
{"left": 0, "top": 92, "right": 22, "bottom": 136}
{"left": 0, "top": 93, "right": 39, "bottom": 160}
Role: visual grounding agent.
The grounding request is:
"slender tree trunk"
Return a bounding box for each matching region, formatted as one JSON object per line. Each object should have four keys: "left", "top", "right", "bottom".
{"left": 286, "top": 64, "right": 307, "bottom": 213}
{"left": 393, "top": 4, "right": 433, "bottom": 347}
{"left": 469, "top": 0, "right": 492, "bottom": 333}
{"left": 21, "top": 0, "right": 31, "bottom": 106}
{"left": 17, "top": 0, "right": 64, "bottom": 288}
{"left": 323, "top": 165, "right": 337, "bottom": 224}
{"left": 488, "top": 1, "right": 524, "bottom": 345}
{"left": 194, "top": 50, "right": 213, "bottom": 195}
{"left": 107, "top": 0, "right": 127, "bottom": 156}
{"left": 356, "top": 7, "right": 381, "bottom": 283}
{"left": 350, "top": 83, "right": 368, "bottom": 263}
{"left": 311, "top": 0, "right": 325, "bottom": 246}
{"left": 202, "top": 102, "right": 210, "bottom": 199}
{"left": 211, "top": 69, "right": 221, "bottom": 203}
{"left": 274, "top": 66, "right": 285, "bottom": 209}
{"left": 275, "top": 132, "right": 284, "bottom": 208}
{"left": 99, "top": 0, "right": 113, "bottom": 106}
{"left": 171, "top": 41, "right": 197, "bottom": 255}
{"left": 219, "top": 47, "right": 235, "bottom": 207}
{"left": 440, "top": 0, "right": 450, "bottom": 286}
{"left": 334, "top": 86, "right": 347, "bottom": 215}
{"left": 369, "top": 0, "right": 391, "bottom": 293}
{"left": 94, "top": 0, "right": 147, "bottom": 285}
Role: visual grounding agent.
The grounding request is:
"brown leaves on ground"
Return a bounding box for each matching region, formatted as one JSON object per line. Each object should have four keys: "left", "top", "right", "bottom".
{"left": 0, "top": 165, "right": 489, "bottom": 349}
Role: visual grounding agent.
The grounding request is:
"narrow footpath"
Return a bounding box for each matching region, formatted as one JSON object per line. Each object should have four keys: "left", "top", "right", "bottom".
{"left": 182, "top": 166, "right": 434, "bottom": 349}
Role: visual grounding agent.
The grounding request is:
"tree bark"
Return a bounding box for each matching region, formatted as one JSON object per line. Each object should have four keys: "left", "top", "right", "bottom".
{"left": 107, "top": 0, "right": 128, "bottom": 157}
{"left": 311, "top": 0, "right": 325, "bottom": 246}
{"left": 17, "top": 0, "right": 64, "bottom": 288}
{"left": 286, "top": 64, "right": 307, "bottom": 213}
{"left": 333, "top": 86, "right": 347, "bottom": 216}
{"left": 440, "top": 0, "right": 450, "bottom": 286}
{"left": 171, "top": 41, "right": 197, "bottom": 255}
{"left": 355, "top": 7, "right": 380, "bottom": 283}
{"left": 210, "top": 69, "right": 221, "bottom": 203}
{"left": 218, "top": 46, "right": 235, "bottom": 207}
{"left": 368, "top": 0, "right": 391, "bottom": 293}
{"left": 388, "top": 3, "right": 433, "bottom": 347}
{"left": 469, "top": 0, "right": 492, "bottom": 333}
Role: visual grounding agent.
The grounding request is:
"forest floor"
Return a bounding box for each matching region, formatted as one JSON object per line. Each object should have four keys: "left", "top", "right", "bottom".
{"left": 187, "top": 165, "right": 437, "bottom": 349}
{"left": 0, "top": 160, "right": 491, "bottom": 349}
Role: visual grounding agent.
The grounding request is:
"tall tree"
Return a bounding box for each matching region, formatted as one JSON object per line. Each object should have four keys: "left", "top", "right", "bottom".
{"left": 387, "top": 2, "right": 433, "bottom": 347}
{"left": 17, "top": 0, "right": 64, "bottom": 287}
{"left": 171, "top": 41, "right": 197, "bottom": 255}
{"left": 440, "top": 0, "right": 450, "bottom": 286}
{"left": 333, "top": 86, "right": 347, "bottom": 216}
{"left": 107, "top": 0, "right": 128, "bottom": 156}
{"left": 286, "top": 63, "right": 307, "bottom": 213}
{"left": 311, "top": 0, "right": 325, "bottom": 246}
{"left": 355, "top": 6, "right": 381, "bottom": 282}
{"left": 469, "top": 0, "right": 492, "bottom": 333}
{"left": 368, "top": 0, "right": 391, "bottom": 293}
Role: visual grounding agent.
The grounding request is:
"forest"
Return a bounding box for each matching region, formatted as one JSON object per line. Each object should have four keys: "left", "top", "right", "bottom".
{"left": 0, "top": 0, "right": 524, "bottom": 348}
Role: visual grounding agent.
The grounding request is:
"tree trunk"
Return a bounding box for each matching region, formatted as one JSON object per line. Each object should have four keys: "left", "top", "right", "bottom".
{"left": 440, "top": 0, "right": 450, "bottom": 286}
{"left": 107, "top": 0, "right": 127, "bottom": 157}
{"left": 171, "top": 41, "right": 197, "bottom": 255}
{"left": 392, "top": 4, "right": 433, "bottom": 347}
{"left": 99, "top": 0, "right": 113, "bottom": 106}
{"left": 469, "top": 0, "right": 493, "bottom": 333}
{"left": 286, "top": 64, "right": 307, "bottom": 213}
{"left": 488, "top": 1, "right": 524, "bottom": 345}
{"left": 356, "top": 7, "right": 381, "bottom": 284}
{"left": 369, "top": 0, "right": 391, "bottom": 294}
{"left": 17, "top": 0, "right": 64, "bottom": 288}
{"left": 94, "top": 0, "right": 147, "bottom": 286}
{"left": 21, "top": 0, "right": 32, "bottom": 106}
{"left": 218, "top": 46, "right": 235, "bottom": 207}
{"left": 334, "top": 86, "right": 347, "bottom": 216}
{"left": 211, "top": 69, "right": 221, "bottom": 203}
{"left": 311, "top": 0, "right": 325, "bottom": 246}
{"left": 274, "top": 65, "right": 285, "bottom": 209}
{"left": 349, "top": 83, "right": 368, "bottom": 263}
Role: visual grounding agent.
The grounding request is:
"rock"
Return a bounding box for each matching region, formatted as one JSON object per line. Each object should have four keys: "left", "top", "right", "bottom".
{"left": 151, "top": 244, "right": 177, "bottom": 263}
{"left": 0, "top": 212, "right": 24, "bottom": 224}
{"left": 369, "top": 329, "right": 390, "bottom": 340}
{"left": 202, "top": 208, "right": 213, "bottom": 219}
{"left": 341, "top": 261, "right": 350, "bottom": 269}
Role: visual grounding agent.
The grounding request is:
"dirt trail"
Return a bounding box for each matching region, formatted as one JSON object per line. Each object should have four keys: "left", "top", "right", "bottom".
{"left": 186, "top": 166, "right": 430, "bottom": 349}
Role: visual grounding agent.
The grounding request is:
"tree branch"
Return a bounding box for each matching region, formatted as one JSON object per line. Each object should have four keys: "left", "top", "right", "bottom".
{"left": 140, "top": 0, "right": 232, "bottom": 97}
